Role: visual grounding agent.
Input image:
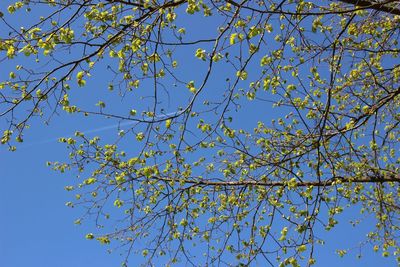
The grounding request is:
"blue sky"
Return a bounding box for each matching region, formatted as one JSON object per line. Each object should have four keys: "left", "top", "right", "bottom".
{"left": 0, "top": 120, "right": 121, "bottom": 267}
{"left": 0, "top": 1, "right": 398, "bottom": 267}
{"left": 1, "top": 136, "right": 396, "bottom": 267}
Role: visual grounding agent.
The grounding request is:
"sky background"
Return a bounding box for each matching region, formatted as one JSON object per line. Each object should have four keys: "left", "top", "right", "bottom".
{"left": 1, "top": 130, "right": 397, "bottom": 267}
{"left": 0, "top": 1, "right": 398, "bottom": 267}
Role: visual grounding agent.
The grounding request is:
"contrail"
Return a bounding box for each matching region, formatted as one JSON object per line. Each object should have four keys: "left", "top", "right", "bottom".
{"left": 79, "top": 120, "right": 138, "bottom": 135}
{"left": 18, "top": 111, "right": 179, "bottom": 149}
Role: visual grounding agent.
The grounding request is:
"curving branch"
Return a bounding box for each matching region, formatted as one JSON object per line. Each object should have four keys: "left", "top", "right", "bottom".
{"left": 338, "top": 0, "right": 400, "bottom": 15}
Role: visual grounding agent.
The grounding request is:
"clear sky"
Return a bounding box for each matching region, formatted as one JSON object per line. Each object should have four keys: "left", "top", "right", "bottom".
{"left": 1, "top": 135, "right": 396, "bottom": 267}
{"left": 0, "top": 1, "right": 398, "bottom": 267}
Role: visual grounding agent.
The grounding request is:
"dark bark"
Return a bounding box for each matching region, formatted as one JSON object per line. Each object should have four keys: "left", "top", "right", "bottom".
{"left": 339, "top": 0, "right": 400, "bottom": 15}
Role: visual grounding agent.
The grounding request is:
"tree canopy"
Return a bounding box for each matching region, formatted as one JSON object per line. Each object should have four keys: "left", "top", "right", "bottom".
{"left": 1, "top": 0, "right": 400, "bottom": 266}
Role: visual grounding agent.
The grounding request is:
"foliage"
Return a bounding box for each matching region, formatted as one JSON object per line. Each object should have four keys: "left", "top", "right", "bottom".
{"left": 1, "top": 0, "right": 400, "bottom": 266}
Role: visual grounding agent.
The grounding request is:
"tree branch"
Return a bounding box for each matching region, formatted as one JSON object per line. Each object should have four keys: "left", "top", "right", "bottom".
{"left": 338, "top": 0, "right": 400, "bottom": 15}
{"left": 149, "top": 174, "right": 400, "bottom": 188}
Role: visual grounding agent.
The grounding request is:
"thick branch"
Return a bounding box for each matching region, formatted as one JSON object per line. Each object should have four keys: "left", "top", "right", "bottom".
{"left": 150, "top": 174, "right": 400, "bottom": 187}
{"left": 338, "top": 0, "right": 400, "bottom": 15}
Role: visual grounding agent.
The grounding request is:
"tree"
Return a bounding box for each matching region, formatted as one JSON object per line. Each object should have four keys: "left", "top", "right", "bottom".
{"left": 1, "top": 0, "right": 399, "bottom": 265}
